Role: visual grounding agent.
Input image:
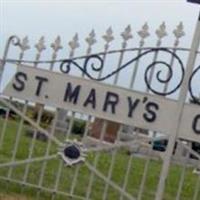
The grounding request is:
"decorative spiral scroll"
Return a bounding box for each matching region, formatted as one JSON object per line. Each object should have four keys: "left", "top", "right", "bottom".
{"left": 60, "top": 48, "right": 185, "bottom": 96}
{"left": 144, "top": 49, "right": 185, "bottom": 96}
{"left": 0, "top": 36, "right": 21, "bottom": 67}
{"left": 9, "top": 35, "right": 21, "bottom": 46}
{"left": 189, "top": 65, "right": 200, "bottom": 104}
{"left": 60, "top": 55, "right": 104, "bottom": 79}
{"left": 84, "top": 55, "right": 104, "bottom": 72}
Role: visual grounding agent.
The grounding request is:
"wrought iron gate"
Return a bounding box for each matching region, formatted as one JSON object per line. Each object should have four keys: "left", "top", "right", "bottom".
{"left": 0, "top": 21, "right": 200, "bottom": 200}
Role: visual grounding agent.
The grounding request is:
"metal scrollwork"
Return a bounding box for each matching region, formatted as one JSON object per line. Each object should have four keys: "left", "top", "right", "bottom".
{"left": 60, "top": 48, "right": 185, "bottom": 96}
{"left": 84, "top": 54, "right": 104, "bottom": 72}
{"left": 60, "top": 54, "right": 104, "bottom": 79}
{"left": 1, "top": 35, "right": 21, "bottom": 70}
{"left": 144, "top": 48, "right": 185, "bottom": 96}
{"left": 9, "top": 35, "right": 21, "bottom": 46}
{"left": 189, "top": 65, "right": 200, "bottom": 104}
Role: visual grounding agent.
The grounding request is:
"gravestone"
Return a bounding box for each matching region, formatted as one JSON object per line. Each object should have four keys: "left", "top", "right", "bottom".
{"left": 55, "top": 109, "right": 69, "bottom": 132}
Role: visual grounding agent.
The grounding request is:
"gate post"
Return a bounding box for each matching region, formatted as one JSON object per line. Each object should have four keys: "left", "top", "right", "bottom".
{"left": 155, "top": 9, "right": 200, "bottom": 200}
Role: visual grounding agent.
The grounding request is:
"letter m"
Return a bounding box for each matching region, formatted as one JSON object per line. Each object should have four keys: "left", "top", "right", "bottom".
{"left": 63, "top": 82, "right": 81, "bottom": 104}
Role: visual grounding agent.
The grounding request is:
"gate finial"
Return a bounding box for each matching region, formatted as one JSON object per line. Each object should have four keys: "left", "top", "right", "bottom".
{"left": 173, "top": 22, "right": 185, "bottom": 46}
{"left": 173, "top": 22, "right": 185, "bottom": 39}
{"left": 19, "top": 36, "right": 30, "bottom": 52}
{"left": 121, "top": 25, "right": 133, "bottom": 41}
{"left": 35, "top": 36, "right": 46, "bottom": 53}
{"left": 86, "top": 29, "right": 97, "bottom": 46}
{"left": 138, "top": 22, "right": 150, "bottom": 46}
{"left": 102, "top": 27, "right": 114, "bottom": 44}
{"left": 69, "top": 33, "right": 80, "bottom": 50}
{"left": 156, "top": 22, "right": 167, "bottom": 39}
{"left": 51, "top": 36, "right": 63, "bottom": 52}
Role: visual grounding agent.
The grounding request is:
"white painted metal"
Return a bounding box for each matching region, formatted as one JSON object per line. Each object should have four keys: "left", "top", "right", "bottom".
{"left": 0, "top": 20, "right": 200, "bottom": 200}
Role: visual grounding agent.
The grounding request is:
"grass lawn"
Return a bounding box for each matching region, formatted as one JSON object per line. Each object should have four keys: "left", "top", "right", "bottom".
{"left": 0, "top": 119, "right": 199, "bottom": 200}
{"left": 0, "top": 194, "right": 32, "bottom": 200}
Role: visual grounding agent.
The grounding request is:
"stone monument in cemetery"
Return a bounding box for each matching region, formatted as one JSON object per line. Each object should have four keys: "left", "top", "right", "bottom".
{"left": 55, "top": 109, "right": 69, "bottom": 132}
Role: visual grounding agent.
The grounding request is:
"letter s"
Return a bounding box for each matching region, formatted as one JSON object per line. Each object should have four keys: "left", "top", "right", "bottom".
{"left": 143, "top": 102, "right": 159, "bottom": 123}
{"left": 12, "top": 72, "right": 27, "bottom": 92}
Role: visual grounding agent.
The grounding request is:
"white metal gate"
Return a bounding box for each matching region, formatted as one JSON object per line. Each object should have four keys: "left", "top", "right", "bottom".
{"left": 0, "top": 20, "right": 200, "bottom": 200}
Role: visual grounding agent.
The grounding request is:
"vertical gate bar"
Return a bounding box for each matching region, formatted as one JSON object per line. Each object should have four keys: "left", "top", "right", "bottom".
{"left": 0, "top": 108, "right": 9, "bottom": 148}
{"left": 50, "top": 112, "right": 75, "bottom": 200}
{"left": 50, "top": 34, "right": 81, "bottom": 200}
{"left": 192, "top": 162, "right": 200, "bottom": 200}
{"left": 51, "top": 64, "right": 80, "bottom": 199}
{"left": 71, "top": 30, "right": 114, "bottom": 198}
{"left": 129, "top": 47, "right": 142, "bottom": 89}
{"left": 163, "top": 48, "right": 178, "bottom": 93}
{"left": 0, "top": 100, "right": 12, "bottom": 152}
{"left": 102, "top": 125, "right": 123, "bottom": 200}
{"left": 83, "top": 29, "right": 97, "bottom": 78}
{"left": 137, "top": 40, "right": 162, "bottom": 200}
{"left": 51, "top": 159, "right": 64, "bottom": 199}
{"left": 101, "top": 27, "right": 133, "bottom": 200}
{"left": 137, "top": 23, "right": 185, "bottom": 200}
{"left": 163, "top": 22, "right": 183, "bottom": 94}
{"left": 175, "top": 142, "right": 190, "bottom": 200}
{"left": 7, "top": 102, "right": 28, "bottom": 180}
{"left": 85, "top": 121, "right": 108, "bottom": 200}
{"left": 66, "top": 31, "right": 98, "bottom": 198}
{"left": 146, "top": 22, "right": 167, "bottom": 93}
{"left": 136, "top": 25, "right": 166, "bottom": 200}
{"left": 21, "top": 37, "right": 46, "bottom": 191}
{"left": 6, "top": 49, "right": 27, "bottom": 178}
{"left": 36, "top": 107, "right": 58, "bottom": 198}
{"left": 69, "top": 115, "right": 92, "bottom": 196}
{"left": 98, "top": 27, "right": 113, "bottom": 79}
{"left": 119, "top": 24, "right": 150, "bottom": 200}
{"left": 137, "top": 23, "right": 184, "bottom": 200}
{"left": 21, "top": 107, "right": 43, "bottom": 187}
{"left": 35, "top": 36, "right": 62, "bottom": 199}
{"left": 155, "top": 11, "right": 200, "bottom": 200}
{"left": 119, "top": 133, "right": 139, "bottom": 200}
{"left": 66, "top": 112, "right": 75, "bottom": 139}
{"left": 113, "top": 25, "right": 132, "bottom": 85}
{"left": 129, "top": 22, "right": 149, "bottom": 89}
{"left": 0, "top": 36, "right": 21, "bottom": 149}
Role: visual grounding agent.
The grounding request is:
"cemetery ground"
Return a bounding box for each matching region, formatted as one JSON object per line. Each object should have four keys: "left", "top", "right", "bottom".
{"left": 0, "top": 118, "right": 199, "bottom": 200}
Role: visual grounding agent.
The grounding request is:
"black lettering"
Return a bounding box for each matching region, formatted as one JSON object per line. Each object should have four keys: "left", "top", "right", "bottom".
{"left": 103, "top": 92, "right": 119, "bottom": 114}
{"left": 63, "top": 82, "right": 81, "bottom": 104}
{"left": 127, "top": 97, "right": 140, "bottom": 118}
{"left": 143, "top": 102, "right": 159, "bottom": 122}
{"left": 12, "top": 72, "right": 27, "bottom": 91}
{"left": 83, "top": 89, "right": 96, "bottom": 109}
{"left": 35, "top": 76, "right": 48, "bottom": 96}
{"left": 192, "top": 114, "right": 200, "bottom": 134}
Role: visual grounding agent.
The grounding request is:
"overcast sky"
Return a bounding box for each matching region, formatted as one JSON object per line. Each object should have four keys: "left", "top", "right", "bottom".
{"left": 1, "top": 0, "right": 200, "bottom": 52}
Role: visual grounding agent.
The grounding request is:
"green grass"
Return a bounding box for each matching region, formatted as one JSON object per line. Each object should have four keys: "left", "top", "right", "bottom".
{"left": 0, "top": 118, "right": 199, "bottom": 200}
